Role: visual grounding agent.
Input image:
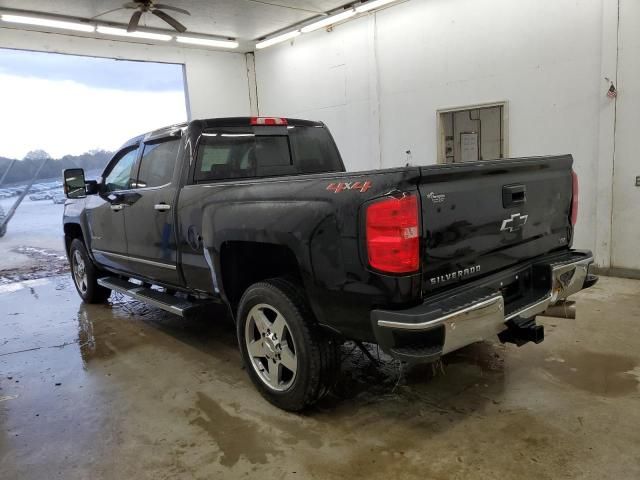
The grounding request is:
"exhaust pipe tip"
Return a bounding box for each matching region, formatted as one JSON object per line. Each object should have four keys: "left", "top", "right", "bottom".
{"left": 542, "top": 300, "right": 576, "bottom": 319}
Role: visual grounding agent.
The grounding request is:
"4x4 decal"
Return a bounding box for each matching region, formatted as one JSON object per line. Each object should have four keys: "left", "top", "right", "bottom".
{"left": 326, "top": 181, "right": 372, "bottom": 194}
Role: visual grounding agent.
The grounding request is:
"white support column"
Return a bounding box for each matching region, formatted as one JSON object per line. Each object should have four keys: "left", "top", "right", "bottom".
{"left": 181, "top": 64, "right": 192, "bottom": 120}
{"left": 366, "top": 14, "right": 382, "bottom": 169}
{"left": 594, "top": 0, "right": 619, "bottom": 268}
{"left": 245, "top": 52, "right": 259, "bottom": 116}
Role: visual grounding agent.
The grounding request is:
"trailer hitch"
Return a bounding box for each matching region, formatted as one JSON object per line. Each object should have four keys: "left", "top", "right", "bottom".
{"left": 498, "top": 317, "right": 544, "bottom": 347}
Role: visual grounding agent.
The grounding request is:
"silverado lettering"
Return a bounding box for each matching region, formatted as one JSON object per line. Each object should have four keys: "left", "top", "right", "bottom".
{"left": 430, "top": 266, "right": 481, "bottom": 285}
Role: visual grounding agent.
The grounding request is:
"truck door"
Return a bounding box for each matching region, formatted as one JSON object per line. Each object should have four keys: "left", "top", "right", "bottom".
{"left": 86, "top": 145, "right": 139, "bottom": 272}
{"left": 122, "top": 136, "right": 181, "bottom": 285}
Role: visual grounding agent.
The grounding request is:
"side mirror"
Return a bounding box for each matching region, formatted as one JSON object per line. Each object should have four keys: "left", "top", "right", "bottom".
{"left": 63, "top": 168, "right": 87, "bottom": 199}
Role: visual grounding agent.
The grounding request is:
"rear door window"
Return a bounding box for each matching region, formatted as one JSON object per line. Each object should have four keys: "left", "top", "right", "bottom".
{"left": 195, "top": 128, "right": 294, "bottom": 182}
{"left": 135, "top": 138, "right": 180, "bottom": 188}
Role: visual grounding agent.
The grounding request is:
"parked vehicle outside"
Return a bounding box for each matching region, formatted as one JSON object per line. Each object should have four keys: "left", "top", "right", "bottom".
{"left": 30, "top": 192, "right": 53, "bottom": 201}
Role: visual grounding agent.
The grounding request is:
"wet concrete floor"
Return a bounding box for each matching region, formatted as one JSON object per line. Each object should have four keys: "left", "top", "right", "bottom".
{"left": 0, "top": 274, "right": 639, "bottom": 479}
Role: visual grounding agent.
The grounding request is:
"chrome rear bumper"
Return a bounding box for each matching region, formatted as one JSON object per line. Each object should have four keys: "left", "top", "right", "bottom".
{"left": 371, "top": 250, "right": 596, "bottom": 362}
{"left": 549, "top": 254, "right": 592, "bottom": 301}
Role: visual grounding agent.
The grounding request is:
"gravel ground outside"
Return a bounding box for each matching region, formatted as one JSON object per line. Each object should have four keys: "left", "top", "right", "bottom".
{"left": 0, "top": 196, "right": 68, "bottom": 276}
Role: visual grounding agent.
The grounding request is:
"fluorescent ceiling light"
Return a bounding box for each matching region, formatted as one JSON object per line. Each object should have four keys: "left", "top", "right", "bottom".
{"left": 300, "top": 9, "right": 356, "bottom": 33}
{"left": 355, "top": 0, "right": 398, "bottom": 13}
{"left": 96, "top": 26, "right": 171, "bottom": 41}
{"left": 0, "top": 14, "right": 94, "bottom": 32}
{"left": 176, "top": 36, "right": 238, "bottom": 49}
{"left": 255, "top": 30, "right": 300, "bottom": 49}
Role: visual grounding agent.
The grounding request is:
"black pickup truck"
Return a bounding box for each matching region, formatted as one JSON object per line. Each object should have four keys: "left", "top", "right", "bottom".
{"left": 62, "top": 117, "right": 597, "bottom": 411}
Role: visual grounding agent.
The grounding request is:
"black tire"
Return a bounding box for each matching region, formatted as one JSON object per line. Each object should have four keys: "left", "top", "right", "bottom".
{"left": 69, "top": 238, "right": 111, "bottom": 304}
{"left": 237, "top": 277, "right": 340, "bottom": 412}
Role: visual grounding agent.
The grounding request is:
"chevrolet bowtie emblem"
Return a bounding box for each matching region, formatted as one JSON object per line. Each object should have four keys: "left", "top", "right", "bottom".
{"left": 500, "top": 213, "right": 528, "bottom": 233}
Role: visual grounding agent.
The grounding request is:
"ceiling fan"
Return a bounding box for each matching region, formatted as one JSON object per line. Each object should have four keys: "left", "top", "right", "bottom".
{"left": 95, "top": 1, "right": 191, "bottom": 33}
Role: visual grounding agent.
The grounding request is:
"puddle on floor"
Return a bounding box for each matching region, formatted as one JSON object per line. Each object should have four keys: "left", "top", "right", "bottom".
{"left": 542, "top": 349, "right": 639, "bottom": 397}
{"left": 186, "top": 392, "right": 280, "bottom": 467}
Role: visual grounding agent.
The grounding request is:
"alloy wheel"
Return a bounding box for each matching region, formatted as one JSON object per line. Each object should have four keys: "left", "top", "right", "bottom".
{"left": 72, "top": 250, "right": 88, "bottom": 294}
{"left": 244, "top": 303, "right": 298, "bottom": 391}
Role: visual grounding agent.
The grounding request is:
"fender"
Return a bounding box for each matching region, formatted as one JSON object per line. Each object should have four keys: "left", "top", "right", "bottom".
{"left": 199, "top": 197, "right": 338, "bottom": 318}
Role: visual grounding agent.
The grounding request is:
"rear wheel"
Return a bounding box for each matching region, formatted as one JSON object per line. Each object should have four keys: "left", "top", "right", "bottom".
{"left": 69, "top": 239, "right": 111, "bottom": 303}
{"left": 237, "top": 278, "right": 339, "bottom": 411}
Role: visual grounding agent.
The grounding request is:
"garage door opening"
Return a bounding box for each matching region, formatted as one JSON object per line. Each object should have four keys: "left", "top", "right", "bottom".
{"left": 0, "top": 48, "right": 188, "bottom": 277}
{"left": 437, "top": 103, "right": 507, "bottom": 164}
{"left": 0, "top": 48, "right": 188, "bottom": 161}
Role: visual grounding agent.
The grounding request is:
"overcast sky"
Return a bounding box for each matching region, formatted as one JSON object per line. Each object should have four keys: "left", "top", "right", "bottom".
{"left": 0, "top": 48, "right": 188, "bottom": 159}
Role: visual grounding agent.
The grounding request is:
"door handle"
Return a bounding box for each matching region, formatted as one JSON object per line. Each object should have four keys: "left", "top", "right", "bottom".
{"left": 154, "top": 203, "right": 171, "bottom": 212}
{"left": 502, "top": 184, "right": 526, "bottom": 208}
{"left": 110, "top": 204, "right": 125, "bottom": 211}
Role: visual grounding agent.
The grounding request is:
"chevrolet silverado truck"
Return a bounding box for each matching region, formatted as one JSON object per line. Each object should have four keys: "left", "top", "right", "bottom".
{"left": 62, "top": 117, "right": 597, "bottom": 411}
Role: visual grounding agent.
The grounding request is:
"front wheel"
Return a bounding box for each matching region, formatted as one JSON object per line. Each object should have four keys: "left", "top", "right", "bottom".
{"left": 237, "top": 278, "right": 340, "bottom": 412}
{"left": 69, "top": 239, "right": 111, "bottom": 303}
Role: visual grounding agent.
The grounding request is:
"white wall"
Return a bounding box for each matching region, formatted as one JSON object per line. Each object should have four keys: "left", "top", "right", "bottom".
{"left": 255, "top": 0, "right": 612, "bottom": 260}
{"left": 0, "top": 27, "right": 252, "bottom": 120}
{"left": 610, "top": 0, "right": 640, "bottom": 271}
{"left": 1, "top": 0, "right": 633, "bottom": 269}
{"left": 255, "top": 16, "right": 379, "bottom": 173}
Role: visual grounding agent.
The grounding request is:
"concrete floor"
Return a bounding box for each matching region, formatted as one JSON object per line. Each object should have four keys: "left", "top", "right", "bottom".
{"left": 0, "top": 274, "right": 639, "bottom": 479}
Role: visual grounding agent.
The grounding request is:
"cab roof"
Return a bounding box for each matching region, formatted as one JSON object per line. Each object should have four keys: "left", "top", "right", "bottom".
{"left": 119, "top": 117, "right": 324, "bottom": 150}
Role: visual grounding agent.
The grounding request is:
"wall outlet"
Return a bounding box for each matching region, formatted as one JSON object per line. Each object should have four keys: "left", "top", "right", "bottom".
{"left": 636, "top": 176, "right": 640, "bottom": 187}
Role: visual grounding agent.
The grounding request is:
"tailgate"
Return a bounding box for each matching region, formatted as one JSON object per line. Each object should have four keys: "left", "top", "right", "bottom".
{"left": 419, "top": 155, "right": 573, "bottom": 293}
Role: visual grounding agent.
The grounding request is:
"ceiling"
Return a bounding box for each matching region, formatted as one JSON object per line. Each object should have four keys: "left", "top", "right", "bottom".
{"left": 0, "top": 1, "right": 352, "bottom": 40}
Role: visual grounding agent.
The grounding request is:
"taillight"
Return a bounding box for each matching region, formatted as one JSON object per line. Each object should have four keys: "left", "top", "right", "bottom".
{"left": 570, "top": 170, "right": 579, "bottom": 226}
{"left": 366, "top": 194, "right": 419, "bottom": 274}
{"left": 250, "top": 117, "right": 287, "bottom": 126}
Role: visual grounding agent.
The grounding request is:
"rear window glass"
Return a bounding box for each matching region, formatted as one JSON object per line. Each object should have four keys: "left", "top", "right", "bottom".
{"left": 194, "top": 125, "right": 343, "bottom": 182}
{"left": 195, "top": 130, "right": 293, "bottom": 182}
{"left": 288, "top": 125, "right": 343, "bottom": 174}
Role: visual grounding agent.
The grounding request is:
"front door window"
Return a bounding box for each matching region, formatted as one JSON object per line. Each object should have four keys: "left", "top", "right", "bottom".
{"left": 104, "top": 148, "right": 138, "bottom": 192}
